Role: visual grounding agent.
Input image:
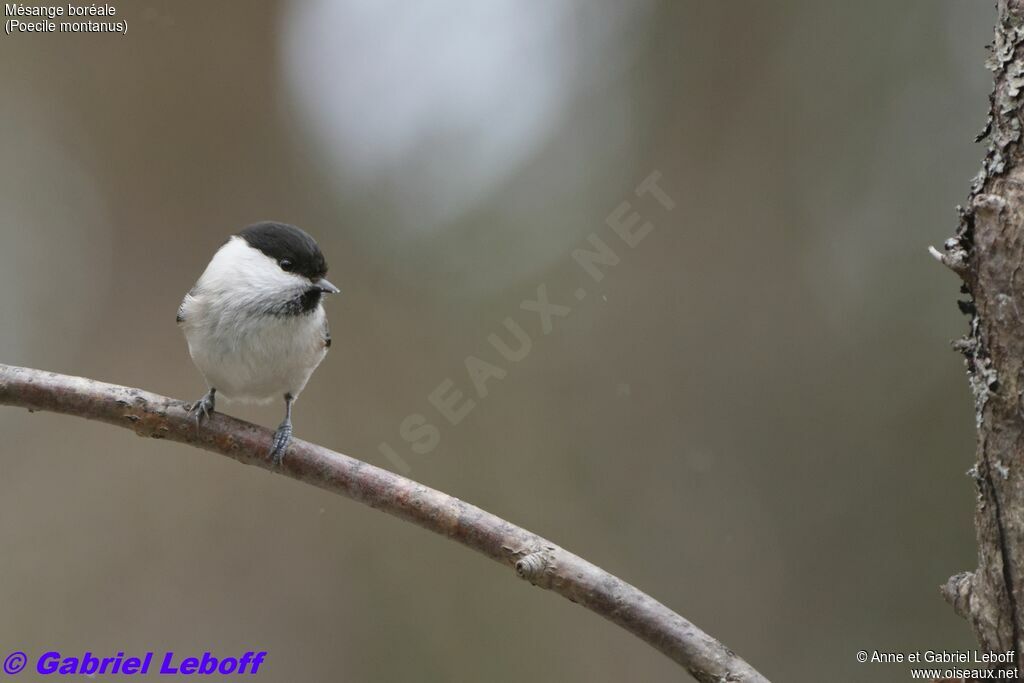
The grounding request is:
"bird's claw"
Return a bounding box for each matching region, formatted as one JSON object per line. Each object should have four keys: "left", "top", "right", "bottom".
{"left": 269, "top": 422, "right": 292, "bottom": 467}
{"left": 187, "top": 390, "right": 216, "bottom": 435}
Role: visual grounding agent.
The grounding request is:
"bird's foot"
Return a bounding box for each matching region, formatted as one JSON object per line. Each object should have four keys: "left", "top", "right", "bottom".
{"left": 269, "top": 421, "right": 292, "bottom": 467}
{"left": 187, "top": 389, "right": 216, "bottom": 434}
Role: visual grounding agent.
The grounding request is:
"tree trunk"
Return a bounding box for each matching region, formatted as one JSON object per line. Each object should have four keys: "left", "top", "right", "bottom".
{"left": 935, "top": 0, "right": 1024, "bottom": 672}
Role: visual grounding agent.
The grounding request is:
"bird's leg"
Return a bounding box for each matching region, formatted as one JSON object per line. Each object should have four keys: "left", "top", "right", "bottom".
{"left": 187, "top": 387, "right": 216, "bottom": 434}
{"left": 269, "top": 393, "right": 294, "bottom": 467}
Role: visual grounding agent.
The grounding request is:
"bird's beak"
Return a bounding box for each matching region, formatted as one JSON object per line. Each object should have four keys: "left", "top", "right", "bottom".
{"left": 316, "top": 278, "right": 340, "bottom": 294}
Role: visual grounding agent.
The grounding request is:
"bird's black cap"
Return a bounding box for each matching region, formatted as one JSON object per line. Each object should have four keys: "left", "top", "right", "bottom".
{"left": 238, "top": 222, "right": 328, "bottom": 281}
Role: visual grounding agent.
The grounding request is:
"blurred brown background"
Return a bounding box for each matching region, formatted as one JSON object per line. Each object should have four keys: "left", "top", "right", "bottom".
{"left": 0, "top": 1, "right": 993, "bottom": 681}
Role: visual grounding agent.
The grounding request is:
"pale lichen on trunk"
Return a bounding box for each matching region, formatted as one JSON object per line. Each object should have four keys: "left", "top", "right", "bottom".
{"left": 934, "top": 0, "right": 1024, "bottom": 672}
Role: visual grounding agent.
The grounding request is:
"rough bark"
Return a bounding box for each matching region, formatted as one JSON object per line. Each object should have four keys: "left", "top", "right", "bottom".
{"left": 934, "top": 0, "right": 1024, "bottom": 673}
{"left": 0, "top": 364, "right": 769, "bottom": 683}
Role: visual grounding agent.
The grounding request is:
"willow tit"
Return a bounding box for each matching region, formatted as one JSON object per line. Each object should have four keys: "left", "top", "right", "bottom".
{"left": 177, "top": 222, "right": 339, "bottom": 465}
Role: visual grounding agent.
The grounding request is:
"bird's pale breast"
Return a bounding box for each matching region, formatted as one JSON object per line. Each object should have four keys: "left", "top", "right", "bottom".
{"left": 182, "top": 294, "right": 329, "bottom": 404}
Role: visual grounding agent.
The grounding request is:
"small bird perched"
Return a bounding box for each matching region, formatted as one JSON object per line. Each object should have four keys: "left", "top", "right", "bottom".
{"left": 177, "top": 222, "right": 339, "bottom": 465}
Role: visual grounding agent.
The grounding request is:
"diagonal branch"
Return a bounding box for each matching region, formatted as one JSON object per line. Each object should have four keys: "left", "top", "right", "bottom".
{"left": 0, "top": 364, "right": 769, "bottom": 683}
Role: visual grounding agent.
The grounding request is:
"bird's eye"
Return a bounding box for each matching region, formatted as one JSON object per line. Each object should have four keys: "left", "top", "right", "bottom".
{"left": 279, "top": 259, "right": 293, "bottom": 271}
